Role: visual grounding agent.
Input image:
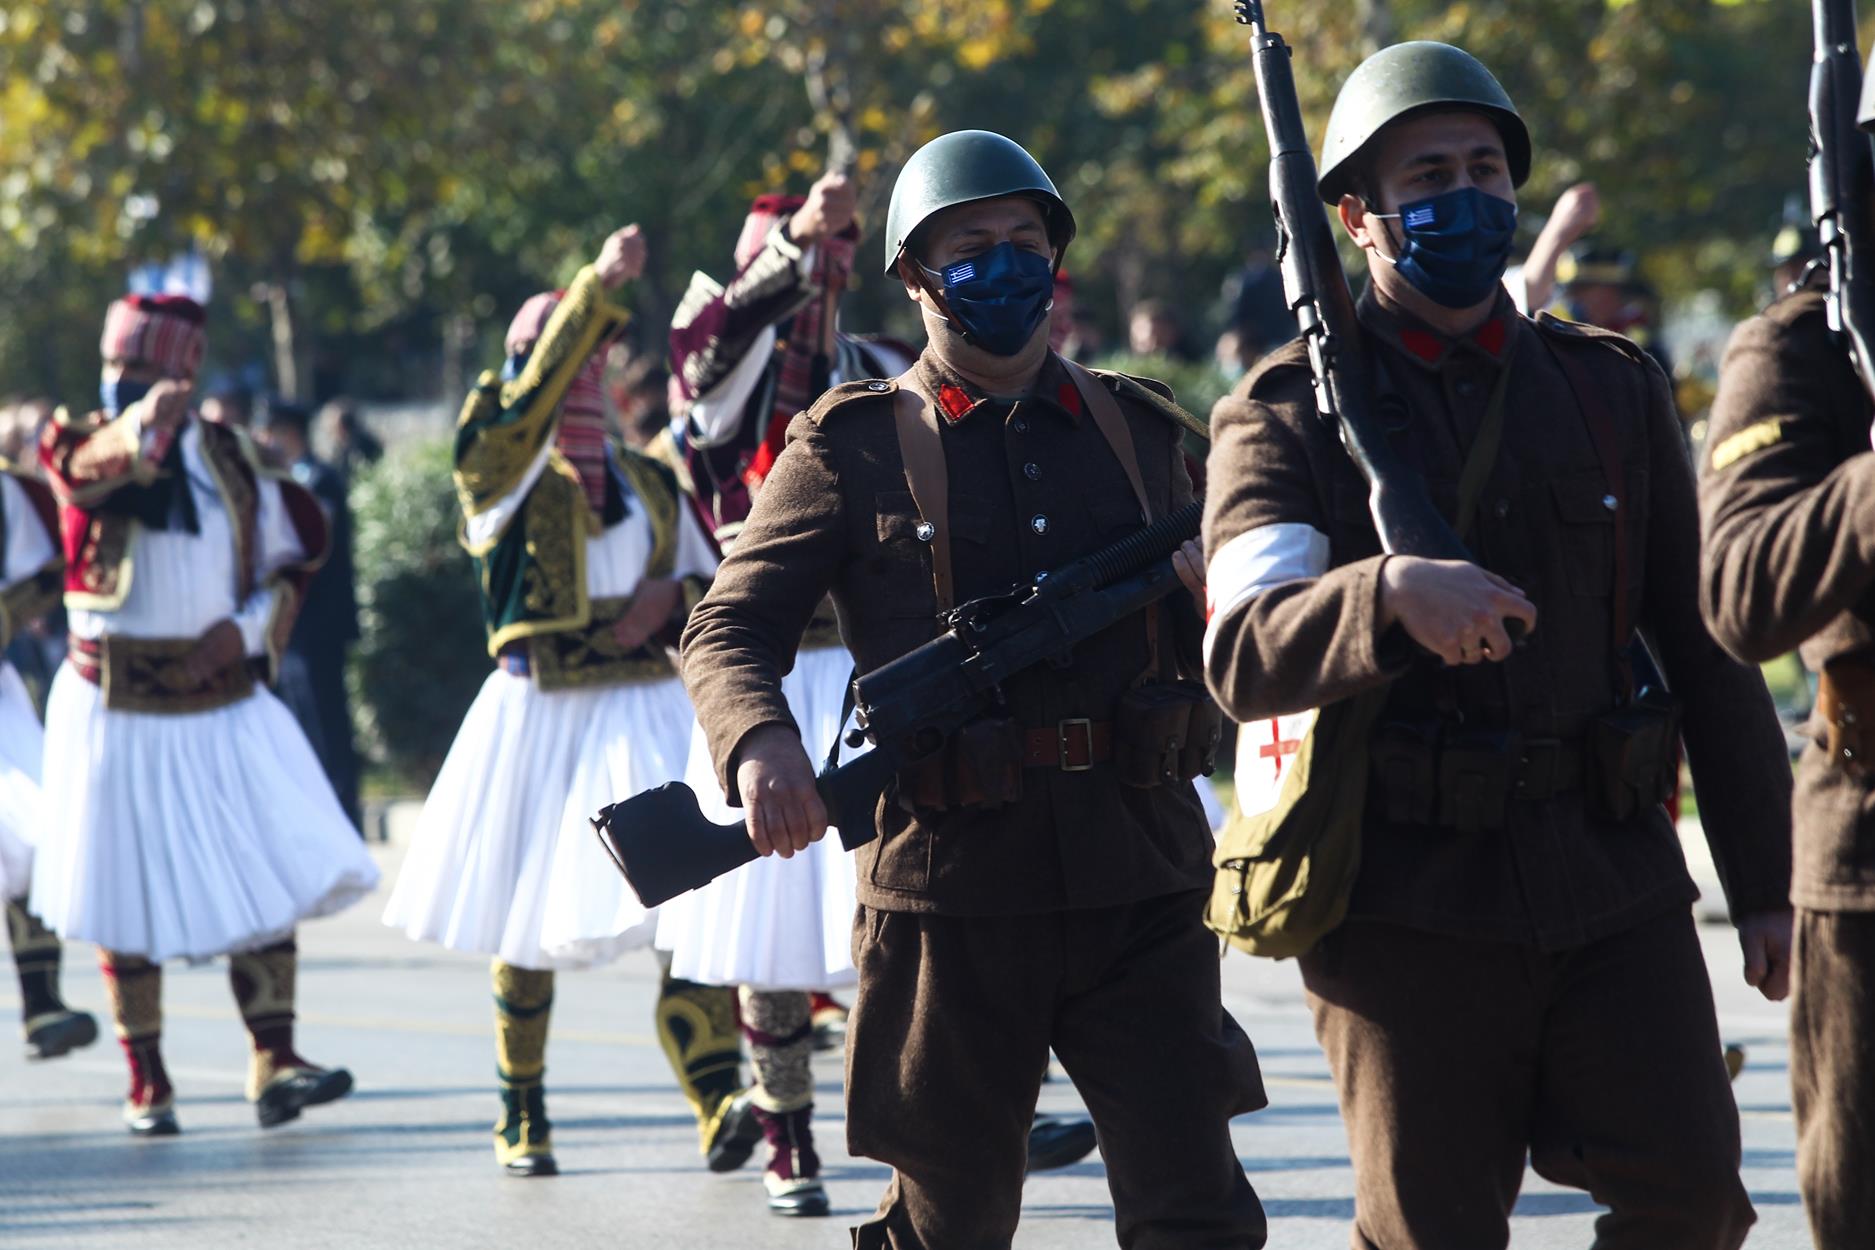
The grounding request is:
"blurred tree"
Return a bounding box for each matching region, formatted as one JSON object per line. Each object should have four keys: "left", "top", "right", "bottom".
{"left": 347, "top": 437, "right": 486, "bottom": 791}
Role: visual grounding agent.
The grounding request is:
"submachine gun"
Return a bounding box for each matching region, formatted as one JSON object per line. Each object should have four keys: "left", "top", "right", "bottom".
{"left": 592, "top": 500, "right": 1204, "bottom": 908}
{"left": 1809, "top": 0, "right": 1875, "bottom": 409}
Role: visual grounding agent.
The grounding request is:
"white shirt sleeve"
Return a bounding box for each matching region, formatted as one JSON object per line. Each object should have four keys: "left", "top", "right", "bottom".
{"left": 232, "top": 476, "right": 310, "bottom": 656}
{"left": 462, "top": 438, "right": 555, "bottom": 552}
{"left": 685, "top": 323, "right": 778, "bottom": 450}
{"left": 0, "top": 477, "right": 55, "bottom": 592}
{"left": 669, "top": 492, "right": 721, "bottom": 581}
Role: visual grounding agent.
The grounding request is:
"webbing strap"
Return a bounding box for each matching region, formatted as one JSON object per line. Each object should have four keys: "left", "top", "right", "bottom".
{"left": 1063, "top": 361, "right": 1153, "bottom": 522}
{"left": 890, "top": 377, "right": 955, "bottom": 612}
{"left": 1545, "top": 338, "right": 1634, "bottom": 697}
{"left": 1453, "top": 358, "right": 1517, "bottom": 543}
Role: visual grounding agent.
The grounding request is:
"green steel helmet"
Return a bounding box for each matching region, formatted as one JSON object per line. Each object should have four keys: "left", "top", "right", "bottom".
{"left": 1317, "top": 41, "right": 1532, "bottom": 205}
{"left": 882, "top": 130, "right": 1076, "bottom": 275}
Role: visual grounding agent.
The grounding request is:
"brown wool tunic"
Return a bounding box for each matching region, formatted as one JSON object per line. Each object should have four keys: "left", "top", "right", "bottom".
{"left": 1204, "top": 288, "right": 1791, "bottom": 950}
{"left": 680, "top": 350, "right": 1215, "bottom": 916}
{"left": 1700, "top": 286, "right": 1875, "bottom": 912}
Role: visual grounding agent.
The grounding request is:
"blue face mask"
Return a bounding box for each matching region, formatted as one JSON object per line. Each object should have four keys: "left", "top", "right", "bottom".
{"left": 499, "top": 351, "right": 529, "bottom": 382}
{"left": 924, "top": 241, "right": 1055, "bottom": 357}
{"left": 1377, "top": 186, "right": 1518, "bottom": 310}
{"left": 99, "top": 374, "right": 153, "bottom": 417}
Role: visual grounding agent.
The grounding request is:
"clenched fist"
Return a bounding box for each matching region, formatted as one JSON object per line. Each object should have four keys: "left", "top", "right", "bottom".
{"left": 596, "top": 225, "right": 648, "bottom": 289}
{"left": 788, "top": 171, "right": 858, "bottom": 245}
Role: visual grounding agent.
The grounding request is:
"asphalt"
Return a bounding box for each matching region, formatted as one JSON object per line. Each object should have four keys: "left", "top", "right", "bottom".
{"left": 0, "top": 837, "right": 1810, "bottom": 1249}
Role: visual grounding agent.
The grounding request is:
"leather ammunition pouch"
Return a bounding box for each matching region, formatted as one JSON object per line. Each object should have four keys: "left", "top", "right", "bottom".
{"left": 1818, "top": 655, "right": 1875, "bottom": 777}
{"left": 1584, "top": 690, "right": 1681, "bottom": 822}
{"left": 898, "top": 716, "right": 1028, "bottom": 812}
{"left": 1369, "top": 721, "right": 1588, "bottom": 834}
{"left": 1114, "top": 682, "right": 1222, "bottom": 788}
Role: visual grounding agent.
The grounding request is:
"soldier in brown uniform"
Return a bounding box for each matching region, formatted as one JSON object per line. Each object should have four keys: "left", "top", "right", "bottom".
{"left": 1700, "top": 255, "right": 1875, "bottom": 1243}
{"left": 1202, "top": 43, "right": 1794, "bottom": 1249}
{"left": 680, "top": 129, "right": 1267, "bottom": 1249}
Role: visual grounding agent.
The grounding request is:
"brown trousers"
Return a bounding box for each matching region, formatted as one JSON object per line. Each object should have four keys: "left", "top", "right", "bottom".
{"left": 1300, "top": 909, "right": 1752, "bottom": 1250}
{"left": 845, "top": 889, "right": 1267, "bottom": 1250}
{"left": 1791, "top": 908, "right": 1875, "bottom": 1247}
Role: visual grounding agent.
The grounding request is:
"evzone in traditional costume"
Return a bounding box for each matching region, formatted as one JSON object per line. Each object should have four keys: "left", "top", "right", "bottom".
{"left": 654, "top": 177, "right": 905, "bottom": 1217}
{"left": 0, "top": 462, "right": 98, "bottom": 1061}
{"left": 30, "top": 293, "right": 379, "bottom": 1135}
{"left": 380, "top": 227, "right": 741, "bottom": 1178}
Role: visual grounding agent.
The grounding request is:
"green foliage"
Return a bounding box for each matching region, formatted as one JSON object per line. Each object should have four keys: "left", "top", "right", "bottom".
{"left": 0, "top": 0, "right": 1837, "bottom": 406}
{"left": 347, "top": 437, "right": 488, "bottom": 792}
{"left": 1091, "top": 351, "right": 1231, "bottom": 428}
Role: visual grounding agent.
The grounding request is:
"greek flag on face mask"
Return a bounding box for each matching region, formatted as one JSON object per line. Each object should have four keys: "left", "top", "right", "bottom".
{"left": 1403, "top": 203, "right": 1438, "bottom": 230}
{"left": 943, "top": 259, "right": 979, "bottom": 284}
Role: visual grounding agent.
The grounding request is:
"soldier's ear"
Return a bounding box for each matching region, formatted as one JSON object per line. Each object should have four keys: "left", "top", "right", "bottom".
{"left": 1338, "top": 193, "right": 1379, "bottom": 251}
{"left": 897, "top": 257, "right": 932, "bottom": 307}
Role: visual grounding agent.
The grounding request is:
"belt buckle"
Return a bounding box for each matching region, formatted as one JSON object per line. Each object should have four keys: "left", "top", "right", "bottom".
{"left": 1058, "top": 718, "right": 1094, "bottom": 772}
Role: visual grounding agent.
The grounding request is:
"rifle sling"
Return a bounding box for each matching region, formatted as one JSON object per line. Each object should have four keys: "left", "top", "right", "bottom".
{"left": 890, "top": 364, "right": 1157, "bottom": 615}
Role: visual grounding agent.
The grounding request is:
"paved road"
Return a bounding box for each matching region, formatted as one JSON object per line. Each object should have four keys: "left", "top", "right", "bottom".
{"left": 1, "top": 839, "right": 1808, "bottom": 1248}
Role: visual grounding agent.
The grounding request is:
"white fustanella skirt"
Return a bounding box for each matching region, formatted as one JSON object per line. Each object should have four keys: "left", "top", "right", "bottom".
{"left": 383, "top": 667, "right": 695, "bottom": 971}
{"left": 0, "top": 665, "right": 43, "bottom": 900}
{"left": 29, "top": 663, "right": 379, "bottom": 962}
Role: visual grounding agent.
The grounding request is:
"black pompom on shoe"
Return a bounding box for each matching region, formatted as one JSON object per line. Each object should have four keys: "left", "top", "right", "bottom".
{"left": 25, "top": 1009, "right": 99, "bottom": 1061}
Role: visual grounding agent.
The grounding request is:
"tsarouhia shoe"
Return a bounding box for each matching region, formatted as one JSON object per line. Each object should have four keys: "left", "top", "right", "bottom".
{"left": 1026, "top": 1113, "right": 1099, "bottom": 1173}
{"left": 754, "top": 1105, "right": 829, "bottom": 1217}
{"left": 494, "top": 1079, "right": 557, "bottom": 1177}
{"left": 124, "top": 1097, "right": 180, "bottom": 1137}
{"left": 253, "top": 1062, "right": 354, "bottom": 1128}
{"left": 706, "top": 1087, "right": 762, "bottom": 1173}
{"left": 24, "top": 1008, "right": 99, "bottom": 1061}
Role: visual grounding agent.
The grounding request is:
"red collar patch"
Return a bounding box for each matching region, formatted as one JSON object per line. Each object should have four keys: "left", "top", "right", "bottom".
{"left": 937, "top": 383, "right": 976, "bottom": 423}
{"left": 1055, "top": 381, "right": 1082, "bottom": 416}
{"left": 1397, "top": 315, "right": 1508, "bottom": 365}
{"left": 1399, "top": 327, "right": 1444, "bottom": 364}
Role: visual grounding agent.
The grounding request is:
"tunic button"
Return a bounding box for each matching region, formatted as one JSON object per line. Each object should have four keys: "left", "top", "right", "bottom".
{"left": 1013, "top": 417, "right": 1030, "bottom": 434}
{"left": 1601, "top": 494, "right": 1619, "bottom": 512}
{"left": 915, "top": 521, "right": 935, "bottom": 543}
{"left": 1024, "top": 462, "right": 1041, "bottom": 481}
{"left": 867, "top": 381, "right": 891, "bottom": 392}
{"left": 1493, "top": 498, "right": 1510, "bottom": 519}
{"left": 1455, "top": 379, "right": 1478, "bottom": 399}
{"left": 1031, "top": 514, "right": 1049, "bottom": 535}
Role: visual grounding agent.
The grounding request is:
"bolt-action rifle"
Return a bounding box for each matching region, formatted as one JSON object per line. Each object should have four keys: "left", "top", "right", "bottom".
{"left": 1809, "top": 0, "right": 1875, "bottom": 408}
{"left": 592, "top": 500, "right": 1204, "bottom": 908}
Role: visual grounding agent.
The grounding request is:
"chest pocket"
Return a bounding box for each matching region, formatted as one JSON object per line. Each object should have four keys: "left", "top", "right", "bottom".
{"left": 1550, "top": 470, "right": 1617, "bottom": 596}
{"left": 873, "top": 491, "right": 991, "bottom": 617}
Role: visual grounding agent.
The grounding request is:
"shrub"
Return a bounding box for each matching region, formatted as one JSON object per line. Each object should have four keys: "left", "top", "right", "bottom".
{"left": 347, "top": 438, "right": 489, "bottom": 792}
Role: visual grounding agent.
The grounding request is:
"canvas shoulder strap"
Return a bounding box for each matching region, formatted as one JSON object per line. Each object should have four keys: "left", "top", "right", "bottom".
{"left": 1063, "top": 360, "right": 1153, "bottom": 522}
{"left": 889, "top": 373, "right": 955, "bottom": 613}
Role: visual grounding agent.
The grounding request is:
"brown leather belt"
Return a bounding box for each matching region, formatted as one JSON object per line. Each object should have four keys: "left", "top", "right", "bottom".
{"left": 1021, "top": 719, "right": 1113, "bottom": 772}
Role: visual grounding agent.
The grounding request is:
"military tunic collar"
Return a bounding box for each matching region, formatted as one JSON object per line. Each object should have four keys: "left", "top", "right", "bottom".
{"left": 1356, "top": 285, "right": 1519, "bottom": 373}
{"left": 909, "top": 351, "right": 1087, "bottom": 427}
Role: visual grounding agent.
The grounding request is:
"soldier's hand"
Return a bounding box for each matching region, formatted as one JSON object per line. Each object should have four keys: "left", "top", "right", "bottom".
{"left": 1737, "top": 908, "right": 1793, "bottom": 1003}
{"left": 140, "top": 379, "right": 194, "bottom": 432}
{"left": 1378, "top": 556, "right": 1537, "bottom": 667}
{"left": 788, "top": 172, "right": 857, "bottom": 245}
{"left": 596, "top": 225, "right": 647, "bottom": 289}
{"left": 1173, "top": 539, "right": 1205, "bottom": 608}
{"left": 734, "top": 724, "right": 829, "bottom": 859}
{"left": 611, "top": 578, "right": 680, "bottom": 652}
{"left": 181, "top": 618, "right": 244, "bottom": 687}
